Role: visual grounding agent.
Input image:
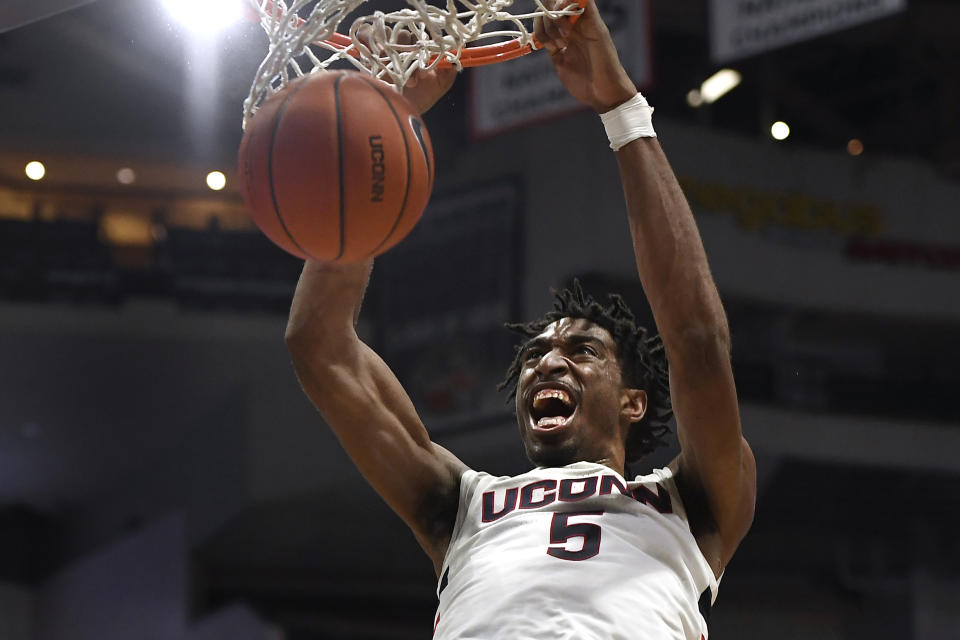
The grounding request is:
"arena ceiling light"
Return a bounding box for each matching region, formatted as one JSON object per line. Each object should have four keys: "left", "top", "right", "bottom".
{"left": 699, "top": 69, "right": 741, "bottom": 104}
{"left": 25, "top": 161, "right": 46, "bottom": 181}
{"left": 771, "top": 121, "right": 791, "bottom": 141}
{"left": 162, "top": 0, "right": 245, "bottom": 36}
{"left": 206, "top": 171, "right": 227, "bottom": 191}
{"left": 116, "top": 167, "right": 136, "bottom": 185}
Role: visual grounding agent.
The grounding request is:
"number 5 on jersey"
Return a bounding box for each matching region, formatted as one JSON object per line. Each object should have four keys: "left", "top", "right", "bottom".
{"left": 547, "top": 510, "right": 604, "bottom": 561}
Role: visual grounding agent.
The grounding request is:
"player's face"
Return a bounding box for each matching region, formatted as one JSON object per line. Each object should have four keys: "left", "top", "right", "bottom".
{"left": 515, "top": 318, "right": 643, "bottom": 469}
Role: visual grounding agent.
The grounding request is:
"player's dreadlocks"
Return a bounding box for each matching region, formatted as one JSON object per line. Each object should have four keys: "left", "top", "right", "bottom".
{"left": 498, "top": 280, "right": 673, "bottom": 463}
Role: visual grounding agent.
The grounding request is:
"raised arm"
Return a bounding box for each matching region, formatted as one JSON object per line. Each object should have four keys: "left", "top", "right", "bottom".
{"left": 536, "top": 0, "right": 755, "bottom": 575}
{"left": 285, "top": 260, "right": 466, "bottom": 572}
{"left": 284, "top": 66, "right": 465, "bottom": 574}
{"left": 615, "top": 134, "right": 755, "bottom": 576}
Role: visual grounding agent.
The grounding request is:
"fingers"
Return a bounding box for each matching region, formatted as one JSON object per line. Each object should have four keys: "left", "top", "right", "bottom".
{"left": 407, "top": 61, "right": 456, "bottom": 92}
{"left": 544, "top": 15, "right": 567, "bottom": 50}
{"left": 394, "top": 28, "right": 414, "bottom": 47}
{"left": 354, "top": 23, "right": 376, "bottom": 57}
{"left": 351, "top": 21, "right": 455, "bottom": 106}
{"left": 534, "top": 0, "right": 580, "bottom": 54}
{"left": 356, "top": 24, "right": 418, "bottom": 47}
{"left": 430, "top": 66, "right": 457, "bottom": 95}
{"left": 534, "top": 15, "right": 565, "bottom": 54}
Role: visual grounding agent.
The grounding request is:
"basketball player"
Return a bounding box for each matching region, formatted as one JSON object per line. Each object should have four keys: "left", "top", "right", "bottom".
{"left": 284, "top": 1, "right": 756, "bottom": 637}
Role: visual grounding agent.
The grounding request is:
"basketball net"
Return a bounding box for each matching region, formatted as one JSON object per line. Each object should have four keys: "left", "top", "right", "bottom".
{"left": 242, "top": 0, "right": 584, "bottom": 128}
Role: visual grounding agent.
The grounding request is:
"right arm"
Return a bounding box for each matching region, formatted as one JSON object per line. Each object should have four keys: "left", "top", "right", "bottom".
{"left": 284, "top": 259, "right": 467, "bottom": 573}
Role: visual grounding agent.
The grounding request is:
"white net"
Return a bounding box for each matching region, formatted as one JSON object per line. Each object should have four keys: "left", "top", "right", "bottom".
{"left": 242, "top": 0, "right": 583, "bottom": 128}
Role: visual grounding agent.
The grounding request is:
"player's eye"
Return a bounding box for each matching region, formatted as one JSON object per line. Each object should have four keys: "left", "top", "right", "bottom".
{"left": 522, "top": 349, "right": 543, "bottom": 362}
{"left": 576, "top": 345, "right": 598, "bottom": 357}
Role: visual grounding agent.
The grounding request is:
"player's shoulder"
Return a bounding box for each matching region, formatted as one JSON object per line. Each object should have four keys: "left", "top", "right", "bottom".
{"left": 458, "top": 465, "right": 536, "bottom": 491}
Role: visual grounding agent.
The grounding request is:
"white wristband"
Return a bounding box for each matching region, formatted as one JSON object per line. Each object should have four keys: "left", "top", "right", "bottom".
{"left": 600, "top": 93, "right": 656, "bottom": 151}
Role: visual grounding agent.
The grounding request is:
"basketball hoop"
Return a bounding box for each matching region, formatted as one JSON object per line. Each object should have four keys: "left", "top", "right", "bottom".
{"left": 242, "top": 0, "right": 585, "bottom": 128}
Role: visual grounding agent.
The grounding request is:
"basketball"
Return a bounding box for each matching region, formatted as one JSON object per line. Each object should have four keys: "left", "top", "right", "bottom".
{"left": 238, "top": 70, "right": 434, "bottom": 262}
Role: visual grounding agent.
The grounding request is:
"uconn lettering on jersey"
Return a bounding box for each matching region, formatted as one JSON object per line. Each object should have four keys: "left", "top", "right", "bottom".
{"left": 481, "top": 474, "right": 673, "bottom": 523}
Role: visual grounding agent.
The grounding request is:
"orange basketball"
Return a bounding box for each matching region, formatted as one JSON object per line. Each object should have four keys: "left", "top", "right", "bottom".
{"left": 238, "top": 70, "right": 434, "bottom": 262}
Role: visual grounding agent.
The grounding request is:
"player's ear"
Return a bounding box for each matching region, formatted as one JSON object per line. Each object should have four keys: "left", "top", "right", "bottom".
{"left": 621, "top": 388, "right": 647, "bottom": 424}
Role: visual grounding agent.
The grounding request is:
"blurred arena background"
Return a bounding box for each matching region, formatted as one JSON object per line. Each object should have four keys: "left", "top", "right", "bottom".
{"left": 1, "top": 0, "right": 959, "bottom": 638}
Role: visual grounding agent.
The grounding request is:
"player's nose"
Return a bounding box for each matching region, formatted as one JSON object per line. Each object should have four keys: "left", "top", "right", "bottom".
{"left": 533, "top": 348, "right": 569, "bottom": 378}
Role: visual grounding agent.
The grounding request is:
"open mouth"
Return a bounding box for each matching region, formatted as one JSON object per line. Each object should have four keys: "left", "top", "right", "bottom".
{"left": 530, "top": 387, "right": 576, "bottom": 430}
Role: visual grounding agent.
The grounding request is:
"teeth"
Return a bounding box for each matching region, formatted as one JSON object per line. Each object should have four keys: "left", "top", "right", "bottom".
{"left": 533, "top": 388, "right": 571, "bottom": 409}
{"left": 536, "top": 416, "right": 568, "bottom": 428}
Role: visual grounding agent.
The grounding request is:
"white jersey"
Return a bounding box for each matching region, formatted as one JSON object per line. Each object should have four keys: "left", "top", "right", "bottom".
{"left": 433, "top": 461, "right": 717, "bottom": 640}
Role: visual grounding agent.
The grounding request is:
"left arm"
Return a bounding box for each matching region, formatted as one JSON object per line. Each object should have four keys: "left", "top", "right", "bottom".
{"left": 535, "top": 0, "right": 755, "bottom": 575}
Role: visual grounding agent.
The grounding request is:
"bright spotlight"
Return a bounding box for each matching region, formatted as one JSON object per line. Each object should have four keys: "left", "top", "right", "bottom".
{"left": 163, "top": 0, "right": 245, "bottom": 35}
{"left": 206, "top": 171, "right": 227, "bottom": 191}
{"left": 25, "top": 161, "right": 46, "bottom": 181}
{"left": 771, "top": 121, "right": 791, "bottom": 141}
{"left": 700, "top": 69, "right": 742, "bottom": 104}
